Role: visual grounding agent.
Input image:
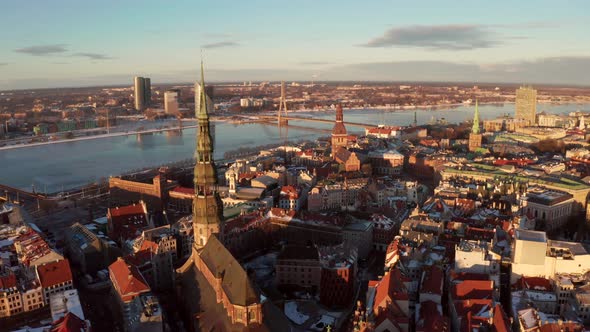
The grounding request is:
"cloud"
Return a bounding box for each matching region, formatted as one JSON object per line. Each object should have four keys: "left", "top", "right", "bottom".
{"left": 361, "top": 25, "right": 500, "bottom": 50}
{"left": 72, "top": 52, "right": 113, "bottom": 60}
{"left": 3, "top": 56, "right": 590, "bottom": 90}
{"left": 202, "top": 41, "right": 239, "bottom": 49}
{"left": 14, "top": 44, "right": 68, "bottom": 56}
{"left": 0, "top": 63, "right": 8, "bottom": 66}
{"left": 299, "top": 61, "right": 331, "bottom": 65}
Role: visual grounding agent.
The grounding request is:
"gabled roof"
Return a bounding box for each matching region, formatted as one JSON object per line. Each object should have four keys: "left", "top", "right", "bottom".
{"left": 108, "top": 202, "right": 146, "bottom": 217}
{"left": 453, "top": 299, "right": 493, "bottom": 317}
{"left": 170, "top": 186, "right": 195, "bottom": 195}
{"left": 516, "top": 276, "right": 553, "bottom": 292}
{"left": 451, "top": 280, "right": 494, "bottom": 300}
{"left": 199, "top": 235, "right": 259, "bottom": 306}
{"left": 50, "top": 312, "right": 89, "bottom": 332}
{"left": 0, "top": 272, "right": 17, "bottom": 290}
{"left": 37, "top": 259, "right": 73, "bottom": 288}
{"left": 491, "top": 303, "right": 511, "bottom": 332}
{"left": 373, "top": 267, "right": 410, "bottom": 314}
{"left": 139, "top": 239, "right": 159, "bottom": 253}
{"left": 109, "top": 257, "right": 150, "bottom": 302}
{"left": 420, "top": 265, "right": 444, "bottom": 295}
{"left": 416, "top": 300, "right": 450, "bottom": 332}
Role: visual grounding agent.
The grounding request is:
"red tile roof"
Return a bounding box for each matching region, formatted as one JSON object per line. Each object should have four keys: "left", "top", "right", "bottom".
{"left": 36, "top": 259, "right": 73, "bottom": 289}
{"left": 171, "top": 186, "right": 195, "bottom": 195}
{"left": 108, "top": 202, "right": 146, "bottom": 217}
{"left": 516, "top": 276, "right": 553, "bottom": 292}
{"left": 539, "top": 322, "right": 584, "bottom": 332}
{"left": 417, "top": 300, "right": 450, "bottom": 332}
{"left": 50, "top": 312, "right": 89, "bottom": 332}
{"left": 139, "top": 239, "right": 159, "bottom": 253}
{"left": 280, "top": 185, "right": 300, "bottom": 199}
{"left": 453, "top": 299, "right": 493, "bottom": 317}
{"left": 109, "top": 257, "right": 150, "bottom": 302}
{"left": 108, "top": 202, "right": 149, "bottom": 241}
{"left": 124, "top": 250, "right": 153, "bottom": 267}
{"left": 373, "top": 268, "right": 410, "bottom": 315}
{"left": 0, "top": 272, "right": 17, "bottom": 290}
{"left": 451, "top": 280, "right": 494, "bottom": 300}
{"left": 491, "top": 303, "right": 511, "bottom": 332}
{"left": 420, "top": 265, "right": 444, "bottom": 295}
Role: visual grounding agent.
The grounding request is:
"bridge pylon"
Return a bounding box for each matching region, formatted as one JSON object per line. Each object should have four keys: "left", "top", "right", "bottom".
{"left": 278, "top": 81, "right": 288, "bottom": 126}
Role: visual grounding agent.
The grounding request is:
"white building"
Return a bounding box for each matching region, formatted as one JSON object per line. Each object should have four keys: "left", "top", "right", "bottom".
{"left": 454, "top": 240, "right": 501, "bottom": 286}
{"left": 511, "top": 229, "right": 590, "bottom": 283}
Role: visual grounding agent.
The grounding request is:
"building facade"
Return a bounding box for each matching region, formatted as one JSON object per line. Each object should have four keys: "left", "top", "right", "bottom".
{"left": 164, "top": 90, "right": 179, "bottom": 115}
{"left": 275, "top": 245, "right": 321, "bottom": 292}
{"left": 515, "top": 86, "right": 537, "bottom": 125}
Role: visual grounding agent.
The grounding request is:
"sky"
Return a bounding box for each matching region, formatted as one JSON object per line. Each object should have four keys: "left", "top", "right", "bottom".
{"left": 1, "top": 0, "right": 590, "bottom": 89}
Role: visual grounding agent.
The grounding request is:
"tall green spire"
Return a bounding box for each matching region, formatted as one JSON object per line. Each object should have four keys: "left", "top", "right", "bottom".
{"left": 192, "top": 60, "right": 223, "bottom": 250}
{"left": 197, "top": 60, "right": 208, "bottom": 119}
{"left": 472, "top": 99, "right": 480, "bottom": 134}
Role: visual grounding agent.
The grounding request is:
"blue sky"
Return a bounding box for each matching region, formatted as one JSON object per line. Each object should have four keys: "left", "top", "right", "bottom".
{"left": 1, "top": 0, "right": 590, "bottom": 89}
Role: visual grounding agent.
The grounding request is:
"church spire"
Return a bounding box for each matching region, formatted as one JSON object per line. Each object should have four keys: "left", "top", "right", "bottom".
{"left": 472, "top": 99, "right": 480, "bottom": 134}
{"left": 193, "top": 61, "right": 223, "bottom": 250}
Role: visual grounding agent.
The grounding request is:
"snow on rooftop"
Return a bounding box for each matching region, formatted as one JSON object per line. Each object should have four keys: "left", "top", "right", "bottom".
{"left": 284, "top": 301, "right": 309, "bottom": 325}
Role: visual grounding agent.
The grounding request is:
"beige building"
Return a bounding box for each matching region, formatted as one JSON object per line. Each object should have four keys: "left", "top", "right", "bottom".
{"left": 275, "top": 245, "right": 321, "bottom": 291}
{"left": 515, "top": 86, "right": 537, "bottom": 125}
{"left": 483, "top": 117, "right": 528, "bottom": 132}
{"left": 511, "top": 229, "right": 590, "bottom": 283}
{"left": 520, "top": 187, "right": 574, "bottom": 232}
{"left": 164, "top": 90, "right": 179, "bottom": 115}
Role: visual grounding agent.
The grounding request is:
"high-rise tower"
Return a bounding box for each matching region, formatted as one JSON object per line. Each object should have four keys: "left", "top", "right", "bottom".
{"left": 143, "top": 77, "right": 151, "bottom": 107}
{"left": 134, "top": 76, "right": 151, "bottom": 111}
{"left": 468, "top": 99, "right": 482, "bottom": 152}
{"left": 331, "top": 104, "right": 348, "bottom": 154}
{"left": 134, "top": 77, "right": 146, "bottom": 111}
{"left": 515, "top": 86, "right": 537, "bottom": 125}
{"left": 192, "top": 62, "right": 223, "bottom": 250}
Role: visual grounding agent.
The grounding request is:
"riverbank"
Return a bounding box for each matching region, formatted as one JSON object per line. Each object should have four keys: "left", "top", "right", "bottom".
{"left": 0, "top": 125, "right": 198, "bottom": 151}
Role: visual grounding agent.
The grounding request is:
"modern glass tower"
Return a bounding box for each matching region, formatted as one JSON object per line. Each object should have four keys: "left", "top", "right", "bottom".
{"left": 134, "top": 77, "right": 145, "bottom": 111}
{"left": 134, "top": 77, "right": 151, "bottom": 111}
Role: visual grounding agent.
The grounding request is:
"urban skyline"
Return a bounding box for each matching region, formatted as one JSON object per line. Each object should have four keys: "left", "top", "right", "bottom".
{"left": 2, "top": 0, "right": 590, "bottom": 89}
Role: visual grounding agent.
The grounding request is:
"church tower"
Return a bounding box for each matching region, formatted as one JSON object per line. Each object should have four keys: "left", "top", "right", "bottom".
{"left": 468, "top": 99, "right": 482, "bottom": 152}
{"left": 331, "top": 104, "right": 348, "bottom": 155}
{"left": 193, "top": 62, "right": 223, "bottom": 250}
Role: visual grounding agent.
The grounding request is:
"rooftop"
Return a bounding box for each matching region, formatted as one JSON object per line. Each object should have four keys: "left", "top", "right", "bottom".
{"left": 36, "top": 259, "right": 73, "bottom": 289}
{"left": 442, "top": 163, "right": 590, "bottom": 191}
{"left": 515, "top": 229, "right": 547, "bottom": 243}
{"left": 277, "top": 245, "right": 319, "bottom": 261}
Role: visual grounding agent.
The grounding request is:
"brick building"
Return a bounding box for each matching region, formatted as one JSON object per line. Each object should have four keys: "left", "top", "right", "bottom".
{"left": 107, "top": 201, "right": 151, "bottom": 243}
{"left": 319, "top": 245, "right": 357, "bottom": 308}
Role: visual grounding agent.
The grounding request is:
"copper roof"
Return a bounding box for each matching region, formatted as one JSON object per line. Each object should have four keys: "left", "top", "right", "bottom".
{"left": 199, "top": 235, "right": 259, "bottom": 306}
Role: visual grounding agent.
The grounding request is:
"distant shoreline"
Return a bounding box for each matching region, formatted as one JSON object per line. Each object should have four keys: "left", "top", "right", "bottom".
{"left": 0, "top": 125, "right": 199, "bottom": 151}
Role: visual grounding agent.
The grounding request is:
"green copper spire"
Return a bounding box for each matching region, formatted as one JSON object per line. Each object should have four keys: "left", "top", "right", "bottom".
{"left": 197, "top": 60, "right": 208, "bottom": 119}
{"left": 192, "top": 60, "right": 223, "bottom": 250}
{"left": 472, "top": 99, "right": 480, "bottom": 134}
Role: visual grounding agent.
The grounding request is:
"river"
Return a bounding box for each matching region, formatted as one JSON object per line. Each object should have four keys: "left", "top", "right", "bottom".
{"left": 0, "top": 103, "right": 587, "bottom": 192}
